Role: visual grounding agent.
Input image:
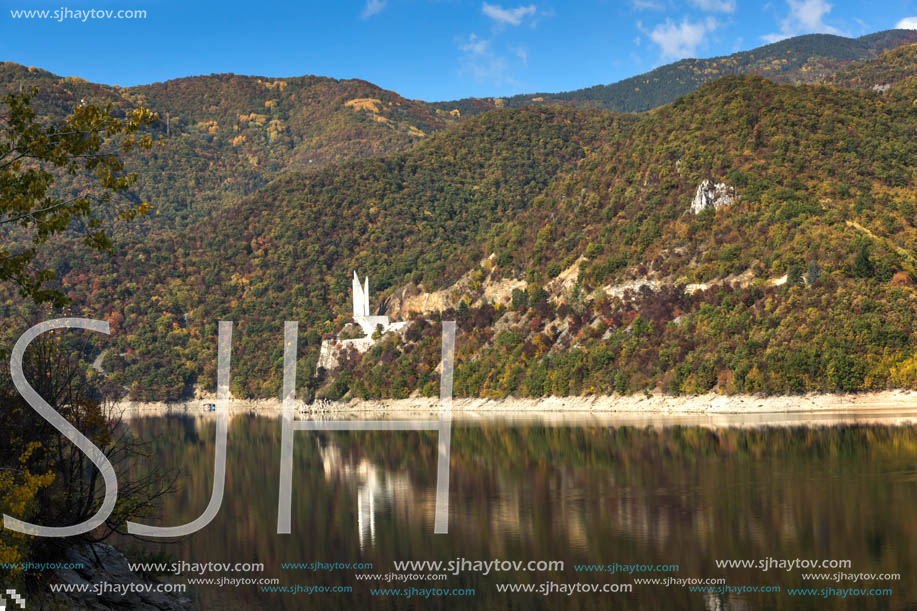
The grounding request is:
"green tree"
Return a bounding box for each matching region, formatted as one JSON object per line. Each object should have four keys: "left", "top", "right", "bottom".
{"left": 852, "top": 244, "right": 875, "bottom": 278}
{"left": 787, "top": 262, "right": 803, "bottom": 286}
{"left": 805, "top": 259, "right": 820, "bottom": 286}
{"left": 1, "top": 89, "right": 156, "bottom": 306}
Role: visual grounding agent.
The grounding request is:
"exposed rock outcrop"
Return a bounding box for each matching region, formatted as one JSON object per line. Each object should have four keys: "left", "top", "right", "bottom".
{"left": 383, "top": 282, "right": 424, "bottom": 318}
{"left": 385, "top": 283, "right": 453, "bottom": 318}
{"left": 317, "top": 336, "right": 376, "bottom": 371}
{"left": 545, "top": 257, "right": 586, "bottom": 300}
{"left": 690, "top": 179, "right": 736, "bottom": 214}
{"left": 383, "top": 256, "right": 524, "bottom": 319}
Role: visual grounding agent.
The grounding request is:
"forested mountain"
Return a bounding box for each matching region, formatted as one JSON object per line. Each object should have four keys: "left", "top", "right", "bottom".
{"left": 3, "top": 29, "right": 915, "bottom": 237}
{"left": 8, "top": 41, "right": 911, "bottom": 402}
{"left": 434, "top": 29, "right": 917, "bottom": 115}
{"left": 45, "top": 107, "right": 625, "bottom": 399}
{"left": 4, "top": 36, "right": 917, "bottom": 402}
{"left": 0, "top": 62, "right": 462, "bottom": 233}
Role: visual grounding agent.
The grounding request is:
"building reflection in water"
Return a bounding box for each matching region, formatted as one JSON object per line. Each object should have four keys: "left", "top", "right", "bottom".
{"left": 318, "top": 439, "right": 415, "bottom": 549}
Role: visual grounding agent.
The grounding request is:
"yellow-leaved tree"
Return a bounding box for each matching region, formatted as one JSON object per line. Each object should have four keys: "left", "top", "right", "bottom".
{"left": 0, "top": 443, "right": 54, "bottom": 573}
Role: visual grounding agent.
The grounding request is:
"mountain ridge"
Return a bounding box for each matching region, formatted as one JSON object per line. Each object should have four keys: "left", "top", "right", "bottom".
{"left": 0, "top": 62, "right": 462, "bottom": 233}
{"left": 434, "top": 29, "right": 917, "bottom": 115}
{"left": 4, "top": 28, "right": 916, "bottom": 236}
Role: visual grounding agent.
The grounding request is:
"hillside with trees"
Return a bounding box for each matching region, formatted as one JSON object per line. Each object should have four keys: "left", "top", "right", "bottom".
{"left": 2, "top": 37, "right": 917, "bottom": 403}
{"left": 4, "top": 30, "right": 916, "bottom": 239}
{"left": 335, "top": 71, "right": 917, "bottom": 399}
{"left": 7, "top": 41, "right": 911, "bottom": 402}
{"left": 828, "top": 42, "right": 917, "bottom": 89}
{"left": 0, "top": 62, "right": 463, "bottom": 234}
{"left": 40, "top": 106, "right": 624, "bottom": 399}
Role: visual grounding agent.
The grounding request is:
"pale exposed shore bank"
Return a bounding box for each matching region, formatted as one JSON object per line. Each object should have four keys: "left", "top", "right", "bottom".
{"left": 114, "top": 390, "right": 917, "bottom": 416}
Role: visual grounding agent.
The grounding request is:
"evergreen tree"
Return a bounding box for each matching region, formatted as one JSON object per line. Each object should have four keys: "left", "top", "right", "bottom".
{"left": 853, "top": 244, "right": 875, "bottom": 278}
{"left": 787, "top": 263, "right": 803, "bottom": 286}
{"left": 805, "top": 260, "right": 820, "bottom": 286}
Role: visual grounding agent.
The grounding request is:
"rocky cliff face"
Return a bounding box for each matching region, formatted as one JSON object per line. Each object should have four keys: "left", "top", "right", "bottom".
{"left": 690, "top": 180, "right": 736, "bottom": 214}
{"left": 383, "top": 257, "right": 526, "bottom": 320}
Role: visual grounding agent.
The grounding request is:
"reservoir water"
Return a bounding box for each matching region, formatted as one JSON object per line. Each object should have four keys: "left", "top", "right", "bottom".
{"left": 120, "top": 410, "right": 917, "bottom": 610}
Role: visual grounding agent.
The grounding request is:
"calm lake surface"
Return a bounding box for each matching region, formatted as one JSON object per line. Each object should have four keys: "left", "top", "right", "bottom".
{"left": 121, "top": 411, "right": 917, "bottom": 610}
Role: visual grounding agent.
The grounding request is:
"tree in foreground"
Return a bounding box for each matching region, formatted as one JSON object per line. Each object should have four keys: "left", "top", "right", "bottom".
{"left": 1, "top": 90, "right": 172, "bottom": 588}
{"left": 1, "top": 88, "right": 156, "bottom": 306}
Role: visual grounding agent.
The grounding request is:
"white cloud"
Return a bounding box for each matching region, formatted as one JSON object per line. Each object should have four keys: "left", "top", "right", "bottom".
{"left": 690, "top": 0, "right": 736, "bottom": 13}
{"left": 461, "top": 33, "right": 490, "bottom": 56}
{"left": 360, "top": 0, "right": 386, "bottom": 19}
{"left": 896, "top": 16, "right": 917, "bottom": 30}
{"left": 481, "top": 3, "right": 536, "bottom": 26}
{"left": 632, "top": 0, "right": 663, "bottom": 10}
{"left": 762, "top": 0, "right": 843, "bottom": 43}
{"left": 648, "top": 17, "right": 720, "bottom": 60}
{"left": 458, "top": 5, "right": 539, "bottom": 88}
{"left": 458, "top": 33, "right": 521, "bottom": 87}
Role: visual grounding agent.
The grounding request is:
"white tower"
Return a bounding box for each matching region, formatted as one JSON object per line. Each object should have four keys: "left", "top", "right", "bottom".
{"left": 352, "top": 271, "right": 369, "bottom": 317}
{"left": 350, "top": 271, "right": 404, "bottom": 335}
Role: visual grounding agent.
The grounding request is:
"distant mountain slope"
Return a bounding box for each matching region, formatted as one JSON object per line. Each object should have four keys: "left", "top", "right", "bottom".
{"left": 0, "top": 64, "right": 130, "bottom": 116}
{"left": 828, "top": 43, "right": 917, "bottom": 89}
{"left": 4, "top": 29, "right": 915, "bottom": 234}
{"left": 0, "top": 63, "right": 462, "bottom": 232}
{"left": 434, "top": 29, "right": 917, "bottom": 115}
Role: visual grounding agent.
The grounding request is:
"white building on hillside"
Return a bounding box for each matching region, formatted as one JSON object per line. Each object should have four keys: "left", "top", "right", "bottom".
{"left": 316, "top": 272, "right": 407, "bottom": 372}
{"left": 351, "top": 271, "right": 406, "bottom": 335}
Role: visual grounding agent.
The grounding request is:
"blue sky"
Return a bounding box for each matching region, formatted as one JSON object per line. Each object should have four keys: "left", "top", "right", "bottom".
{"left": 2, "top": 0, "right": 916, "bottom": 101}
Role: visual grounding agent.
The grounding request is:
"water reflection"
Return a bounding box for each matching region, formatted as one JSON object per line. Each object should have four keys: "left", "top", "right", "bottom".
{"left": 120, "top": 414, "right": 917, "bottom": 610}
{"left": 318, "top": 439, "right": 416, "bottom": 550}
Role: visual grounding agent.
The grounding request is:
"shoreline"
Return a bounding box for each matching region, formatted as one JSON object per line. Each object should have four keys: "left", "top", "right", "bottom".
{"left": 113, "top": 389, "right": 917, "bottom": 415}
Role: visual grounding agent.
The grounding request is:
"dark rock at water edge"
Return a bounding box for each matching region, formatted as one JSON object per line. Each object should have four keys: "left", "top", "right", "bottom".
{"left": 47, "top": 543, "right": 194, "bottom": 610}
